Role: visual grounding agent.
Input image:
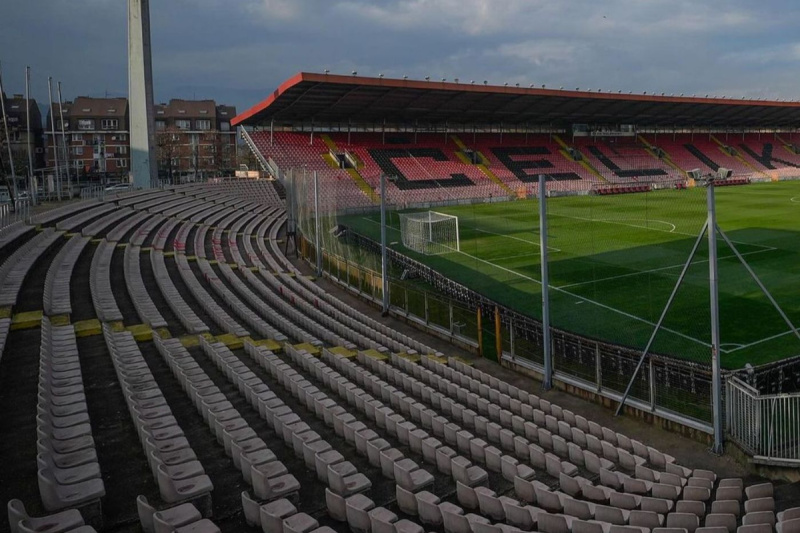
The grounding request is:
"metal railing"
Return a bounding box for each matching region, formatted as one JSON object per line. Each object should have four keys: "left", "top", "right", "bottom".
{"left": 0, "top": 199, "right": 31, "bottom": 230}
{"left": 727, "top": 376, "right": 800, "bottom": 463}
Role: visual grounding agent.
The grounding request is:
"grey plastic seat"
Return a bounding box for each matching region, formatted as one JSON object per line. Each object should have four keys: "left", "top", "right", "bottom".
{"left": 416, "top": 492, "right": 442, "bottom": 526}
{"left": 737, "top": 525, "right": 773, "bottom": 533}
{"left": 345, "top": 494, "right": 374, "bottom": 533}
{"left": 744, "top": 498, "right": 774, "bottom": 514}
{"left": 665, "top": 512, "right": 699, "bottom": 533}
{"left": 676, "top": 500, "right": 706, "bottom": 518}
{"left": 368, "top": 507, "right": 397, "bottom": 533}
{"left": 7, "top": 499, "right": 84, "bottom": 533}
{"left": 630, "top": 510, "right": 664, "bottom": 529}
{"left": 711, "top": 500, "right": 741, "bottom": 518}
{"left": 778, "top": 508, "right": 800, "bottom": 523}
{"left": 777, "top": 518, "right": 800, "bottom": 533}
{"left": 38, "top": 468, "right": 106, "bottom": 511}
{"left": 742, "top": 512, "right": 775, "bottom": 527}
{"left": 476, "top": 487, "right": 506, "bottom": 521}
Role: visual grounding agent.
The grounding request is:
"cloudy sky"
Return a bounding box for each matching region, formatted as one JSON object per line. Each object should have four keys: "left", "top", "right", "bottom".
{"left": 2, "top": 0, "right": 800, "bottom": 114}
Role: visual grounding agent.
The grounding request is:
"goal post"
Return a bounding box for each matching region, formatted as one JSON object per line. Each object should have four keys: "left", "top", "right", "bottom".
{"left": 399, "top": 211, "right": 460, "bottom": 255}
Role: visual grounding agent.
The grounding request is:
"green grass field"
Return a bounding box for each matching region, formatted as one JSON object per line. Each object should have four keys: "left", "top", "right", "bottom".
{"left": 342, "top": 181, "right": 800, "bottom": 369}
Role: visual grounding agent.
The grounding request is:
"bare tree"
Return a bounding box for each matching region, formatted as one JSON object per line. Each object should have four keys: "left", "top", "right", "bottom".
{"left": 156, "top": 127, "right": 181, "bottom": 185}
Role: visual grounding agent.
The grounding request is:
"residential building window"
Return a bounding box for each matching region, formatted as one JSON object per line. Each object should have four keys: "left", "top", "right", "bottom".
{"left": 77, "top": 119, "right": 95, "bottom": 130}
{"left": 101, "top": 119, "right": 119, "bottom": 130}
{"left": 196, "top": 119, "right": 211, "bottom": 131}
{"left": 171, "top": 158, "right": 180, "bottom": 166}
{"left": 155, "top": 120, "right": 166, "bottom": 130}
{"left": 118, "top": 146, "right": 128, "bottom": 155}
{"left": 175, "top": 119, "right": 191, "bottom": 130}
{"left": 58, "top": 120, "right": 69, "bottom": 130}
{"left": 72, "top": 133, "right": 83, "bottom": 142}
{"left": 118, "top": 159, "right": 128, "bottom": 168}
{"left": 117, "top": 134, "right": 127, "bottom": 141}
{"left": 220, "top": 121, "right": 231, "bottom": 132}
{"left": 71, "top": 146, "right": 84, "bottom": 156}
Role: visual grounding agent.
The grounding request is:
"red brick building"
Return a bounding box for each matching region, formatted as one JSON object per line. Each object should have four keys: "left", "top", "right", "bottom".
{"left": 154, "top": 99, "right": 237, "bottom": 183}
{"left": 44, "top": 97, "right": 237, "bottom": 184}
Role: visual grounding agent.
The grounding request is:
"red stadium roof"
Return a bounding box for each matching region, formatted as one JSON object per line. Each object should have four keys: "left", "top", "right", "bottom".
{"left": 232, "top": 72, "right": 800, "bottom": 128}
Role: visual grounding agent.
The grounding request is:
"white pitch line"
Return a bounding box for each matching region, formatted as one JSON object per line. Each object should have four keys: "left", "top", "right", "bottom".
{"left": 490, "top": 252, "right": 541, "bottom": 262}
{"left": 557, "top": 247, "right": 777, "bottom": 289}
{"left": 551, "top": 212, "right": 775, "bottom": 251}
{"left": 725, "top": 329, "right": 800, "bottom": 353}
{"left": 453, "top": 249, "right": 714, "bottom": 349}
{"left": 791, "top": 196, "right": 800, "bottom": 203}
{"left": 472, "top": 227, "right": 561, "bottom": 253}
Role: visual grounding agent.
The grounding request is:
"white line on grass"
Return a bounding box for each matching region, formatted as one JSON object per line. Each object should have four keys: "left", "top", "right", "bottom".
{"left": 557, "top": 247, "right": 777, "bottom": 289}
{"left": 724, "top": 329, "right": 800, "bottom": 353}
{"left": 550, "top": 212, "right": 775, "bottom": 251}
{"left": 453, "top": 249, "right": 714, "bottom": 350}
{"left": 791, "top": 196, "right": 800, "bottom": 203}
{"left": 490, "top": 252, "right": 541, "bottom": 262}
{"left": 473, "top": 227, "right": 562, "bottom": 252}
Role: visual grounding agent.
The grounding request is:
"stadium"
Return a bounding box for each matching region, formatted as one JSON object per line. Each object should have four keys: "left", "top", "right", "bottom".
{"left": 3, "top": 6, "right": 800, "bottom": 533}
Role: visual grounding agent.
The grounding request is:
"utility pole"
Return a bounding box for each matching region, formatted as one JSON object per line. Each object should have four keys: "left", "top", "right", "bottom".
{"left": 57, "top": 82, "right": 70, "bottom": 198}
{"left": 48, "top": 77, "right": 61, "bottom": 201}
{"left": 25, "top": 66, "right": 36, "bottom": 205}
{"left": 0, "top": 62, "right": 17, "bottom": 203}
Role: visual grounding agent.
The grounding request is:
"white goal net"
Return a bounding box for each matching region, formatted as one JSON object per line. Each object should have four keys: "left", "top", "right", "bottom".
{"left": 398, "top": 211, "right": 460, "bottom": 255}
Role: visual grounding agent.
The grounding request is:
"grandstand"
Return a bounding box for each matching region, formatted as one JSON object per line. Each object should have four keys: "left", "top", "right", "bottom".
{"left": 1, "top": 74, "right": 800, "bottom": 533}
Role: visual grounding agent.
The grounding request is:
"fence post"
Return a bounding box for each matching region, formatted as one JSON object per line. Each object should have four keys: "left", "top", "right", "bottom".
{"left": 595, "top": 343, "right": 602, "bottom": 392}
{"left": 649, "top": 358, "right": 656, "bottom": 411}
{"left": 539, "top": 174, "right": 553, "bottom": 390}
{"left": 707, "top": 183, "right": 724, "bottom": 454}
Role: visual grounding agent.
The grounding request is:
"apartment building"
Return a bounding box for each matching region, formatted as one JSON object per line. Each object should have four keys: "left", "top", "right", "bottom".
{"left": 154, "top": 99, "right": 237, "bottom": 182}
{"left": 43, "top": 96, "right": 237, "bottom": 183}
{"left": 0, "top": 92, "right": 45, "bottom": 181}
{"left": 45, "top": 96, "right": 130, "bottom": 179}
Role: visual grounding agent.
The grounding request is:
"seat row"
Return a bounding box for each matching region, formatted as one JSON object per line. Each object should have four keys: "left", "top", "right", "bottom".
{"left": 136, "top": 494, "right": 222, "bottom": 533}
{"left": 155, "top": 333, "right": 300, "bottom": 504}
{"left": 101, "top": 325, "right": 213, "bottom": 508}
{"left": 150, "top": 251, "right": 209, "bottom": 334}
{"left": 105, "top": 211, "right": 152, "bottom": 243}
{"left": 441, "top": 357, "right": 688, "bottom": 475}
{"left": 0, "top": 220, "right": 34, "bottom": 257}
{"left": 89, "top": 240, "right": 123, "bottom": 323}
{"left": 196, "top": 258, "right": 288, "bottom": 341}
{"left": 151, "top": 218, "right": 180, "bottom": 251}
{"left": 80, "top": 207, "right": 134, "bottom": 238}
{"left": 0, "top": 228, "right": 62, "bottom": 307}
{"left": 7, "top": 498, "right": 96, "bottom": 533}
{"left": 43, "top": 235, "right": 90, "bottom": 317}
{"left": 36, "top": 317, "right": 106, "bottom": 513}
{"left": 251, "top": 342, "right": 431, "bottom": 533}
{"left": 55, "top": 204, "right": 117, "bottom": 233}
{"left": 124, "top": 245, "right": 168, "bottom": 329}
{"left": 130, "top": 214, "right": 166, "bottom": 247}
{"left": 173, "top": 253, "right": 249, "bottom": 337}
{"left": 31, "top": 199, "right": 98, "bottom": 226}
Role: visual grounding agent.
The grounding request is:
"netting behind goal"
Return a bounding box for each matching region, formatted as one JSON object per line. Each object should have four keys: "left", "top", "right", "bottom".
{"left": 399, "top": 211, "right": 460, "bottom": 255}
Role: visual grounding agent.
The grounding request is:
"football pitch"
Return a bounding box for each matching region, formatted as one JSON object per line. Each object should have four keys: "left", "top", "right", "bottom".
{"left": 341, "top": 181, "right": 800, "bottom": 369}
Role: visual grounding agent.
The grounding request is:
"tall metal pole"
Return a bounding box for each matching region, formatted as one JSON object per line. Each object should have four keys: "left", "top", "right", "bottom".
{"left": 539, "top": 174, "right": 553, "bottom": 390}
{"left": 0, "top": 62, "right": 18, "bottom": 196}
{"left": 313, "top": 170, "right": 322, "bottom": 276}
{"left": 57, "top": 82, "right": 70, "bottom": 198}
{"left": 25, "top": 66, "right": 36, "bottom": 205}
{"left": 707, "top": 183, "right": 723, "bottom": 454}
{"left": 48, "top": 77, "right": 61, "bottom": 201}
{"left": 380, "top": 173, "right": 389, "bottom": 315}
